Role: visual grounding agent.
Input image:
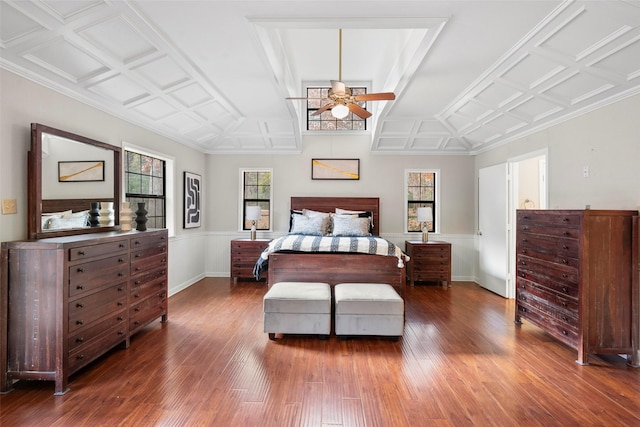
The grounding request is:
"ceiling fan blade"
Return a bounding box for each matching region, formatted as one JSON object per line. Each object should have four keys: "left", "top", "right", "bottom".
{"left": 312, "top": 103, "right": 334, "bottom": 116}
{"left": 331, "top": 80, "right": 346, "bottom": 96}
{"left": 347, "top": 103, "right": 372, "bottom": 119}
{"left": 353, "top": 92, "right": 396, "bottom": 101}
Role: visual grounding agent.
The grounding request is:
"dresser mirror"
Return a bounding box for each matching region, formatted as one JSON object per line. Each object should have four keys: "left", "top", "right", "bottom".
{"left": 28, "top": 123, "right": 121, "bottom": 239}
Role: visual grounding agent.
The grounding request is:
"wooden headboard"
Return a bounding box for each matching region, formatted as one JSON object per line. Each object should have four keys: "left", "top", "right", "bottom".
{"left": 42, "top": 198, "right": 115, "bottom": 214}
{"left": 291, "top": 197, "right": 380, "bottom": 235}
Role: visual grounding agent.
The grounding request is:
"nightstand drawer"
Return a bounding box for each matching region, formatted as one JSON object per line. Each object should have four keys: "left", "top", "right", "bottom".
{"left": 230, "top": 239, "right": 270, "bottom": 281}
{"left": 405, "top": 240, "right": 452, "bottom": 286}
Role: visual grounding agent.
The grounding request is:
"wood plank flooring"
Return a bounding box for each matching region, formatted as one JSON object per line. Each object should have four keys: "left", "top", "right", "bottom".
{"left": 1, "top": 278, "right": 639, "bottom": 426}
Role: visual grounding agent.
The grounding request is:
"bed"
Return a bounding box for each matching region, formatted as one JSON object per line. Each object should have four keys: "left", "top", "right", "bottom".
{"left": 256, "top": 197, "right": 408, "bottom": 296}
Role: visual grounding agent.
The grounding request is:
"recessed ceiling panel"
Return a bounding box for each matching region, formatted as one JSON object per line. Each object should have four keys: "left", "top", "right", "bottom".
{"left": 590, "top": 38, "right": 640, "bottom": 79}
{"left": 542, "top": 72, "right": 612, "bottom": 104}
{"left": 0, "top": 3, "right": 45, "bottom": 44}
{"left": 79, "top": 15, "right": 157, "bottom": 63}
{"left": 412, "top": 137, "right": 444, "bottom": 149}
{"left": 131, "top": 97, "right": 177, "bottom": 120}
{"left": 23, "top": 38, "right": 108, "bottom": 82}
{"left": 476, "top": 82, "right": 523, "bottom": 108}
{"left": 170, "top": 83, "right": 213, "bottom": 108}
{"left": 39, "top": 0, "right": 105, "bottom": 22}
{"left": 376, "top": 137, "right": 408, "bottom": 149}
{"left": 264, "top": 120, "right": 294, "bottom": 134}
{"left": 381, "top": 120, "right": 414, "bottom": 133}
{"left": 132, "top": 56, "right": 189, "bottom": 90}
{"left": 456, "top": 100, "right": 493, "bottom": 122}
{"left": 417, "top": 120, "right": 449, "bottom": 133}
{"left": 500, "top": 53, "right": 565, "bottom": 89}
{"left": 161, "top": 112, "right": 201, "bottom": 133}
{"left": 87, "top": 73, "right": 149, "bottom": 104}
{"left": 509, "top": 96, "right": 563, "bottom": 122}
{"left": 269, "top": 136, "right": 297, "bottom": 149}
{"left": 483, "top": 113, "right": 528, "bottom": 134}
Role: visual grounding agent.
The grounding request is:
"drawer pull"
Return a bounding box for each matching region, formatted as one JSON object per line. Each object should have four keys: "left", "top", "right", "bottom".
{"left": 562, "top": 273, "right": 568, "bottom": 278}
{"left": 161, "top": 236, "right": 166, "bottom": 240}
{"left": 520, "top": 307, "right": 528, "bottom": 313}
{"left": 76, "top": 285, "right": 84, "bottom": 290}
{"left": 76, "top": 303, "right": 84, "bottom": 308}
{"left": 562, "top": 302, "right": 567, "bottom": 307}
{"left": 521, "top": 296, "right": 527, "bottom": 302}
{"left": 562, "top": 286, "right": 568, "bottom": 293}
{"left": 523, "top": 215, "right": 530, "bottom": 220}
{"left": 134, "top": 321, "right": 140, "bottom": 326}
{"left": 76, "top": 320, "right": 84, "bottom": 326}
{"left": 117, "top": 316, "right": 123, "bottom": 321}
{"left": 563, "top": 218, "right": 570, "bottom": 222}
{"left": 563, "top": 231, "right": 570, "bottom": 236}
{"left": 135, "top": 280, "right": 141, "bottom": 285}
{"left": 562, "top": 330, "right": 568, "bottom": 336}
{"left": 562, "top": 316, "right": 568, "bottom": 321}
{"left": 522, "top": 249, "right": 527, "bottom": 254}
{"left": 520, "top": 273, "right": 525, "bottom": 278}
{"left": 78, "top": 251, "right": 85, "bottom": 256}
{"left": 118, "top": 272, "right": 124, "bottom": 277}
{"left": 135, "top": 254, "right": 141, "bottom": 258}
{"left": 118, "top": 258, "right": 125, "bottom": 263}
{"left": 522, "top": 239, "right": 528, "bottom": 243}
{"left": 76, "top": 337, "right": 84, "bottom": 343}
{"left": 519, "top": 260, "right": 526, "bottom": 265}
{"left": 118, "top": 331, "right": 125, "bottom": 336}
{"left": 561, "top": 259, "right": 568, "bottom": 264}
{"left": 77, "top": 355, "right": 85, "bottom": 360}
{"left": 563, "top": 245, "right": 569, "bottom": 250}
{"left": 77, "top": 267, "right": 84, "bottom": 273}
{"left": 134, "top": 293, "right": 140, "bottom": 298}
{"left": 134, "top": 307, "right": 140, "bottom": 312}
{"left": 162, "top": 247, "right": 166, "bottom": 252}
{"left": 118, "top": 287, "right": 124, "bottom": 291}
{"left": 134, "top": 240, "right": 141, "bottom": 245}
{"left": 119, "top": 243, "right": 126, "bottom": 248}
{"left": 117, "top": 302, "right": 123, "bottom": 306}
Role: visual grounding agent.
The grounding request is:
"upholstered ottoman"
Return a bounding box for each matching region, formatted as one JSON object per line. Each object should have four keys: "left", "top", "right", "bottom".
{"left": 334, "top": 283, "right": 404, "bottom": 339}
{"left": 263, "top": 282, "right": 331, "bottom": 340}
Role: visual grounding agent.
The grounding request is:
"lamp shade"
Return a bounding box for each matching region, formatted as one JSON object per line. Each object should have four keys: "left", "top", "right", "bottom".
{"left": 417, "top": 207, "right": 433, "bottom": 222}
{"left": 246, "top": 205, "right": 261, "bottom": 221}
{"left": 331, "top": 104, "right": 349, "bottom": 119}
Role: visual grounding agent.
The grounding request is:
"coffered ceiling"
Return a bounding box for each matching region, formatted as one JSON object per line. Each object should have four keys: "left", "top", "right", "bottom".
{"left": 1, "top": 1, "right": 639, "bottom": 155}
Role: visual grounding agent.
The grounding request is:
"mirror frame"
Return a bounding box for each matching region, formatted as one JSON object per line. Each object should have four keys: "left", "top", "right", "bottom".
{"left": 28, "top": 123, "right": 122, "bottom": 239}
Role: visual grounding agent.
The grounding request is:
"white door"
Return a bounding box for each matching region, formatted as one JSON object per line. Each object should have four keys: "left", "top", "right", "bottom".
{"left": 478, "top": 163, "right": 509, "bottom": 297}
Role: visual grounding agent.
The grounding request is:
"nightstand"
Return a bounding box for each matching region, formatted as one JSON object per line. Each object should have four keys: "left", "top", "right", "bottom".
{"left": 405, "top": 240, "right": 452, "bottom": 287}
{"left": 230, "top": 238, "right": 270, "bottom": 282}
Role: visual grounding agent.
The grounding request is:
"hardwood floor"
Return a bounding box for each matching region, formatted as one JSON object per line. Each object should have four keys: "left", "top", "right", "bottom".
{"left": 1, "top": 278, "right": 639, "bottom": 426}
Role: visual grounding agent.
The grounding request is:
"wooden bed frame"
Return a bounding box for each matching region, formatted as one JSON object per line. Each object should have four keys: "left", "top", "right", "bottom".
{"left": 267, "top": 197, "right": 406, "bottom": 296}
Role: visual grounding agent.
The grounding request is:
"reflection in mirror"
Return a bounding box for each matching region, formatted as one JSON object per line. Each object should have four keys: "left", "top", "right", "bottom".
{"left": 29, "top": 123, "right": 121, "bottom": 239}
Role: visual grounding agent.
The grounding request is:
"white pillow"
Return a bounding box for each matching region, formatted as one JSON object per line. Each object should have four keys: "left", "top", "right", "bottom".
{"left": 41, "top": 210, "right": 73, "bottom": 229}
{"left": 46, "top": 215, "right": 90, "bottom": 230}
{"left": 335, "top": 208, "right": 374, "bottom": 228}
{"left": 331, "top": 215, "right": 371, "bottom": 237}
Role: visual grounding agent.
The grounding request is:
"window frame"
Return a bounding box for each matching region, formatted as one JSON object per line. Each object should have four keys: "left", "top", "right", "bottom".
{"left": 239, "top": 168, "right": 273, "bottom": 232}
{"left": 404, "top": 169, "right": 440, "bottom": 235}
{"left": 122, "top": 142, "right": 175, "bottom": 236}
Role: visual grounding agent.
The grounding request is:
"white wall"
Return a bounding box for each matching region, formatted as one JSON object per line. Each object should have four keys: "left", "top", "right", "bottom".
{"left": 0, "top": 69, "right": 206, "bottom": 295}
{"left": 204, "top": 134, "right": 477, "bottom": 279}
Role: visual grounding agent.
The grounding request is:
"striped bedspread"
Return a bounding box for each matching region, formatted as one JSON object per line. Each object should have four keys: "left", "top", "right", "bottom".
{"left": 253, "top": 235, "right": 409, "bottom": 280}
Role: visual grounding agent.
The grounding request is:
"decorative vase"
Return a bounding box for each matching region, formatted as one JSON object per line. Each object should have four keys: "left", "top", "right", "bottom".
{"left": 120, "top": 201, "right": 133, "bottom": 231}
{"left": 89, "top": 202, "right": 100, "bottom": 227}
{"left": 135, "top": 202, "right": 148, "bottom": 231}
{"left": 99, "top": 201, "right": 115, "bottom": 227}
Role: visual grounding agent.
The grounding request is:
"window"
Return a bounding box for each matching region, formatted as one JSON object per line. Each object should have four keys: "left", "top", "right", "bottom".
{"left": 241, "top": 169, "right": 272, "bottom": 231}
{"left": 306, "top": 87, "right": 367, "bottom": 131}
{"left": 125, "top": 150, "right": 166, "bottom": 229}
{"left": 406, "top": 170, "right": 438, "bottom": 233}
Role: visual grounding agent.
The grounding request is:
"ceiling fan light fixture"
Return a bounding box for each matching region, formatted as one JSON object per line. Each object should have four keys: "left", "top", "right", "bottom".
{"left": 331, "top": 104, "right": 349, "bottom": 119}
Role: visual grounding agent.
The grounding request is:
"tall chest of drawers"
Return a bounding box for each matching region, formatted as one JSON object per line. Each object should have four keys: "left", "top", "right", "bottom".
{"left": 1, "top": 229, "right": 168, "bottom": 394}
{"left": 515, "top": 210, "right": 638, "bottom": 366}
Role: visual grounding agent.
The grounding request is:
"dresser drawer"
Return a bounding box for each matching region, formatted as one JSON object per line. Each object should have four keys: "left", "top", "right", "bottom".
{"left": 517, "top": 240, "right": 579, "bottom": 269}
{"left": 68, "top": 310, "right": 127, "bottom": 351}
{"left": 130, "top": 294, "right": 167, "bottom": 332}
{"left": 130, "top": 232, "right": 168, "bottom": 249}
{"left": 517, "top": 211, "right": 582, "bottom": 229}
{"left": 517, "top": 302, "right": 579, "bottom": 348}
{"left": 69, "top": 258, "right": 129, "bottom": 297}
{"left": 517, "top": 286, "right": 578, "bottom": 327}
{"left": 131, "top": 275, "right": 167, "bottom": 302}
{"left": 69, "top": 284, "right": 128, "bottom": 332}
{"left": 518, "top": 233, "right": 579, "bottom": 257}
{"left": 516, "top": 255, "right": 578, "bottom": 297}
{"left": 68, "top": 239, "right": 128, "bottom": 261}
{"left": 131, "top": 252, "right": 168, "bottom": 276}
{"left": 68, "top": 325, "right": 128, "bottom": 373}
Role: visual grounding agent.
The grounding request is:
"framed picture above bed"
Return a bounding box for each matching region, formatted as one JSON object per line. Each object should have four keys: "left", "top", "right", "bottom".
{"left": 183, "top": 171, "right": 201, "bottom": 228}
{"left": 311, "top": 158, "right": 359, "bottom": 180}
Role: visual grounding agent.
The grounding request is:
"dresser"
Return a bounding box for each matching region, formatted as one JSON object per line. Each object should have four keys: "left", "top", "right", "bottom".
{"left": 1, "top": 229, "right": 168, "bottom": 394}
{"left": 405, "top": 240, "right": 452, "bottom": 287}
{"left": 230, "top": 238, "right": 270, "bottom": 282}
{"left": 515, "top": 210, "right": 638, "bottom": 366}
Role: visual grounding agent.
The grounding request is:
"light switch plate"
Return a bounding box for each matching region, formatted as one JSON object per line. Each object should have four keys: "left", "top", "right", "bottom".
{"left": 2, "top": 199, "right": 17, "bottom": 214}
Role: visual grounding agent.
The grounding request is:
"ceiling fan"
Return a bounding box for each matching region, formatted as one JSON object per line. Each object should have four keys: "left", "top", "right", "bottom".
{"left": 286, "top": 29, "right": 396, "bottom": 120}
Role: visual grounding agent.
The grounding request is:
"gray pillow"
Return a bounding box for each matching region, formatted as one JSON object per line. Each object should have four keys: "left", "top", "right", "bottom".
{"left": 331, "top": 215, "right": 371, "bottom": 237}
{"left": 289, "top": 213, "right": 326, "bottom": 236}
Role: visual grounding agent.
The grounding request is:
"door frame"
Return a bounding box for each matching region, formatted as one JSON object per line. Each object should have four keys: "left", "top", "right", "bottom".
{"left": 507, "top": 148, "right": 548, "bottom": 298}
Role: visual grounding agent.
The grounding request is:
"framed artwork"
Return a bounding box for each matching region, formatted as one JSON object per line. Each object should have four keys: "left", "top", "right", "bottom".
{"left": 183, "top": 171, "right": 201, "bottom": 228}
{"left": 58, "top": 160, "right": 105, "bottom": 182}
{"left": 311, "top": 158, "right": 360, "bottom": 180}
